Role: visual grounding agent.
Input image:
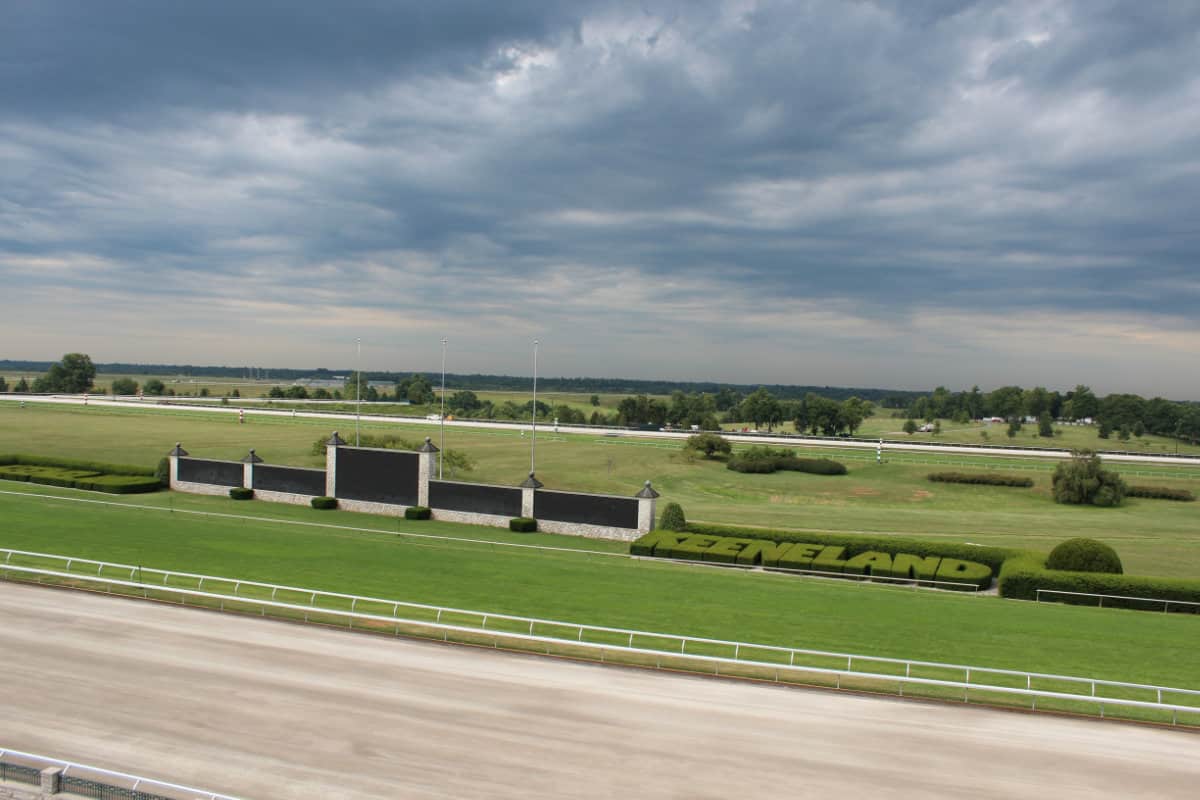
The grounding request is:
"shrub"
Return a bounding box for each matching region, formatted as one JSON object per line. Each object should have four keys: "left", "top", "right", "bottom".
{"left": 509, "top": 517, "right": 537, "bottom": 532}
{"left": 1127, "top": 485, "right": 1195, "bottom": 502}
{"left": 404, "top": 505, "right": 431, "bottom": 520}
{"left": 229, "top": 487, "right": 254, "bottom": 500}
{"left": 927, "top": 472, "right": 1033, "bottom": 488}
{"left": 684, "top": 432, "right": 731, "bottom": 459}
{"left": 659, "top": 502, "right": 686, "bottom": 531}
{"left": 0, "top": 453, "right": 153, "bottom": 476}
{"left": 75, "top": 475, "right": 164, "bottom": 494}
{"left": 776, "top": 457, "right": 847, "bottom": 475}
{"left": 155, "top": 457, "right": 170, "bottom": 487}
{"left": 1046, "top": 538, "right": 1123, "bottom": 574}
{"left": 727, "top": 446, "right": 846, "bottom": 475}
{"left": 311, "top": 496, "right": 338, "bottom": 510}
{"left": 999, "top": 557, "right": 1200, "bottom": 612}
{"left": 1052, "top": 449, "right": 1126, "bottom": 507}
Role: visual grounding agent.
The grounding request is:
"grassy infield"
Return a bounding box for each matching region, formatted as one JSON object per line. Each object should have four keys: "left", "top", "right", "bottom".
{"left": 1, "top": 401, "right": 1199, "bottom": 723}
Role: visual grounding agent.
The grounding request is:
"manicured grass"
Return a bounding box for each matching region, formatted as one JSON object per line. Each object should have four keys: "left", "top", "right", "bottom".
{"left": 3, "top": 401, "right": 1199, "bottom": 577}
{"left": 1, "top": 483, "right": 1197, "bottom": 692}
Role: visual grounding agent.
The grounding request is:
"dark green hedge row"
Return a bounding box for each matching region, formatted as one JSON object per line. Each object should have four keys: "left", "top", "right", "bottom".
{"left": 631, "top": 530, "right": 994, "bottom": 589}
{"left": 681, "top": 522, "right": 1026, "bottom": 572}
{"left": 726, "top": 447, "right": 847, "bottom": 475}
{"left": 229, "top": 487, "right": 254, "bottom": 500}
{"left": 404, "top": 506, "right": 432, "bottom": 520}
{"left": 509, "top": 517, "right": 537, "bottom": 532}
{"left": 0, "top": 453, "right": 154, "bottom": 477}
{"left": 927, "top": 471, "right": 1034, "bottom": 488}
{"left": 1127, "top": 485, "right": 1195, "bottom": 502}
{"left": 0, "top": 465, "right": 161, "bottom": 494}
{"left": 311, "top": 496, "right": 338, "bottom": 510}
{"left": 999, "top": 557, "right": 1200, "bottom": 612}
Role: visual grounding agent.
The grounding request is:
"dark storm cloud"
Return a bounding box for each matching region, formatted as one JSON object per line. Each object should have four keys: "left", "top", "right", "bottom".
{"left": 2, "top": 0, "right": 1199, "bottom": 393}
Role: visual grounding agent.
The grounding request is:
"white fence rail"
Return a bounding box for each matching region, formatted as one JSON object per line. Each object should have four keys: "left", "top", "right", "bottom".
{"left": 0, "top": 746, "right": 241, "bottom": 799}
{"left": 3, "top": 555, "right": 1199, "bottom": 724}
{"left": 1036, "top": 588, "right": 1200, "bottom": 612}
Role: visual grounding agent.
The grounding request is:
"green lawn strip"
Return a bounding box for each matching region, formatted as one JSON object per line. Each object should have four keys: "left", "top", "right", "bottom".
{"left": 1, "top": 490, "right": 1198, "bottom": 692}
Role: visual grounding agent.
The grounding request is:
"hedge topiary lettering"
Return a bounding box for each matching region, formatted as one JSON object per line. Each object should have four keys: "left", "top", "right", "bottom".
{"left": 509, "top": 517, "right": 537, "bottom": 532}
{"left": 404, "top": 505, "right": 432, "bottom": 520}
{"left": 311, "top": 496, "right": 338, "bottom": 510}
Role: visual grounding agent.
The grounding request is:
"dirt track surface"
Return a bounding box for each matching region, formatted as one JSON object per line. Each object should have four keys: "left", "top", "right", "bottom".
{"left": 2, "top": 581, "right": 1196, "bottom": 799}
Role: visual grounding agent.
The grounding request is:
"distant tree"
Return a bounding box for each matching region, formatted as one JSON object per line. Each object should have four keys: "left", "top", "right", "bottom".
{"left": 840, "top": 397, "right": 873, "bottom": 435}
{"left": 110, "top": 377, "right": 139, "bottom": 395}
{"left": 1133, "top": 420, "right": 1146, "bottom": 438}
{"left": 739, "top": 388, "right": 781, "bottom": 430}
{"left": 1118, "top": 426, "right": 1131, "bottom": 442}
{"left": 1066, "top": 385, "right": 1099, "bottom": 421}
{"left": 143, "top": 378, "right": 166, "bottom": 396}
{"left": 14, "top": 377, "right": 28, "bottom": 393}
{"left": 1052, "top": 450, "right": 1126, "bottom": 507}
{"left": 284, "top": 386, "right": 308, "bottom": 399}
{"left": 55, "top": 353, "right": 97, "bottom": 393}
{"left": 0, "top": 375, "right": 7, "bottom": 393}
{"left": 405, "top": 374, "right": 433, "bottom": 404}
{"left": 199, "top": 387, "right": 210, "bottom": 397}
{"left": 1097, "top": 419, "right": 1111, "bottom": 439}
{"left": 1038, "top": 413, "right": 1053, "bottom": 438}
{"left": 449, "top": 390, "right": 481, "bottom": 414}
{"left": 684, "top": 432, "right": 731, "bottom": 459}
{"left": 932, "top": 420, "right": 942, "bottom": 436}
{"left": 1007, "top": 419, "right": 1021, "bottom": 438}
{"left": 268, "top": 386, "right": 286, "bottom": 398}
{"left": 230, "top": 388, "right": 241, "bottom": 399}
{"left": 589, "top": 394, "right": 600, "bottom": 407}
{"left": 311, "top": 388, "right": 330, "bottom": 400}
{"left": 903, "top": 419, "right": 918, "bottom": 436}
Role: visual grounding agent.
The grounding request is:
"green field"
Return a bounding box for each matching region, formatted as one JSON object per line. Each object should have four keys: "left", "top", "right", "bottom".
{"left": 3, "top": 402, "right": 1198, "bottom": 577}
{"left": 1, "top": 480, "right": 1198, "bottom": 699}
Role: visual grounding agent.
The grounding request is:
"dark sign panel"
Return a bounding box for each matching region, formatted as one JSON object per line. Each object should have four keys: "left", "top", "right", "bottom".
{"left": 534, "top": 490, "right": 638, "bottom": 529}
{"left": 429, "top": 481, "right": 522, "bottom": 518}
{"left": 253, "top": 465, "right": 327, "bottom": 496}
{"left": 177, "top": 458, "right": 244, "bottom": 488}
{"left": 334, "top": 448, "right": 419, "bottom": 505}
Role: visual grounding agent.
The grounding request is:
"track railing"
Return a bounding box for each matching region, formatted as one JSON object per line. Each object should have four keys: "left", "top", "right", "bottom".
{"left": 0, "top": 747, "right": 241, "bottom": 799}
{"left": 3, "top": 556, "right": 1199, "bottom": 725}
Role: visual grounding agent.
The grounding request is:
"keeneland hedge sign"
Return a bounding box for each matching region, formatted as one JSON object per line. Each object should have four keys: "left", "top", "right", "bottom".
{"left": 631, "top": 530, "right": 994, "bottom": 589}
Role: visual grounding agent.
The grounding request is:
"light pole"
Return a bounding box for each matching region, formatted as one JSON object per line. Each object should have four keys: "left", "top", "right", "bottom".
{"left": 439, "top": 337, "right": 447, "bottom": 478}
{"left": 355, "top": 337, "right": 361, "bottom": 446}
{"left": 530, "top": 339, "right": 539, "bottom": 475}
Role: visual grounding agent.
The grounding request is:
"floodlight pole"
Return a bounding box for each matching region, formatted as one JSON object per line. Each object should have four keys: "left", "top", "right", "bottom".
{"left": 439, "top": 337, "right": 447, "bottom": 479}
{"left": 531, "top": 339, "right": 539, "bottom": 475}
{"left": 355, "top": 337, "right": 361, "bottom": 447}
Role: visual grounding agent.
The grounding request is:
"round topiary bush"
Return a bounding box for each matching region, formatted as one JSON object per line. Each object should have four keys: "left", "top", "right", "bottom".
{"left": 1046, "top": 537, "right": 1123, "bottom": 574}
{"left": 659, "top": 502, "right": 686, "bottom": 531}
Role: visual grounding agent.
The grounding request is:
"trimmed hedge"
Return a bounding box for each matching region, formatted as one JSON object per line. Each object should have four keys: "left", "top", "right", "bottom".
{"left": 927, "top": 472, "right": 1034, "bottom": 488}
{"left": 1046, "top": 538, "right": 1123, "bottom": 574}
{"left": 999, "top": 557, "right": 1200, "bottom": 612}
{"left": 659, "top": 502, "right": 686, "bottom": 531}
{"left": 682, "top": 522, "right": 1025, "bottom": 572}
{"left": 0, "top": 464, "right": 162, "bottom": 495}
{"left": 311, "top": 496, "right": 338, "bottom": 510}
{"left": 0, "top": 453, "right": 154, "bottom": 477}
{"left": 509, "top": 517, "right": 537, "bottom": 532}
{"left": 726, "top": 446, "right": 847, "bottom": 475}
{"left": 1127, "top": 485, "right": 1195, "bottom": 502}
{"left": 629, "top": 529, "right": 996, "bottom": 589}
{"left": 404, "top": 505, "right": 432, "bottom": 520}
{"left": 229, "top": 487, "right": 254, "bottom": 500}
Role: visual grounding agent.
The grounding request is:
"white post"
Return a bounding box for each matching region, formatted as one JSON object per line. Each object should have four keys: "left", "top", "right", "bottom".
{"left": 440, "top": 337, "right": 447, "bottom": 479}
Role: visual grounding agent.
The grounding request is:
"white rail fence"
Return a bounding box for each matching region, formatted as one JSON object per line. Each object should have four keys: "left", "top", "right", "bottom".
{"left": 0, "top": 746, "right": 241, "bottom": 799}
{"left": 1035, "top": 588, "right": 1200, "bottom": 613}
{"left": 3, "top": 553, "right": 1199, "bottom": 724}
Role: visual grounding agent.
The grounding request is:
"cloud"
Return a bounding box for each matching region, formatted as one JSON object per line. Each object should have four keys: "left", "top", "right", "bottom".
{"left": 1, "top": 0, "right": 1199, "bottom": 396}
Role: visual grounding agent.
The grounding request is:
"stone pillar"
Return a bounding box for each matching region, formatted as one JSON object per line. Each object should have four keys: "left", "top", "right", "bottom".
{"left": 417, "top": 437, "right": 438, "bottom": 507}
{"left": 241, "top": 448, "right": 263, "bottom": 489}
{"left": 325, "top": 431, "right": 346, "bottom": 497}
{"left": 40, "top": 766, "right": 62, "bottom": 794}
{"left": 519, "top": 472, "right": 543, "bottom": 518}
{"left": 636, "top": 481, "right": 660, "bottom": 534}
{"left": 166, "top": 442, "right": 188, "bottom": 489}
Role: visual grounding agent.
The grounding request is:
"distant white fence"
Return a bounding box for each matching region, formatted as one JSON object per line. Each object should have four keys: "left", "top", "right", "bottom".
{"left": 3, "top": 550, "right": 1199, "bottom": 725}
{"left": 1036, "top": 588, "right": 1200, "bottom": 613}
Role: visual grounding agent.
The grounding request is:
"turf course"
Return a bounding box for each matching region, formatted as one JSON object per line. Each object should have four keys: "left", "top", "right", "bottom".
{"left": 1, "top": 481, "right": 1198, "bottom": 697}
{"left": 3, "top": 402, "right": 1198, "bottom": 577}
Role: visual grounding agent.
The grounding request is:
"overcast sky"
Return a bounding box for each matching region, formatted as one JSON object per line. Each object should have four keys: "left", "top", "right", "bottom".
{"left": 3, "top": 1, "right": 1199, "bottom": 397}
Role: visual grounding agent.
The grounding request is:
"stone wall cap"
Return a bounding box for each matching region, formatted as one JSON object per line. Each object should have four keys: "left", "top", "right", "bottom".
{"left": 635, "top": 480, "right": 661, "bottom": 499}
{"left": 241, "top": 449, "right": 264, "bottom": 463}
{"left": 417, "top": 436, "right": 440, "bottom": 453}
{"left": 326, "top": 431, "right": 347, "bottom": 446}
{"left": 519, "top": 472, "right": 544, "bottom": 489}
{"left": 168, "top": 442, "right": 189, "bottom": 457}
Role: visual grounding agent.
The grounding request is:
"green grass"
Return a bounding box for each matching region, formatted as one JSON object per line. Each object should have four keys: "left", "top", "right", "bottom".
{"left": 1, "top": 482, "right": 1198, "bottom": 695}
{"left": 2, "top": 401, "right": 1199, "bottom": 577}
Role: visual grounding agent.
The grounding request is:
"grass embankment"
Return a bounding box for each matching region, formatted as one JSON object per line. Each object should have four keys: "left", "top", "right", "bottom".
{"left": 1, "top": 481, "right": 1198, "bottom": 698}
{"left": 3, "top": 403, "right": 1198, "bottom": 577}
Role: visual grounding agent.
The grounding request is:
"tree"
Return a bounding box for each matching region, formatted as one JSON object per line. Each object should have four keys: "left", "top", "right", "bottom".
{"left": 1066, "top": 385, "right": 1099, "bottom": 421}
{"left": 0, "top": 375, "right": 7, "bottom": 393}
{"left": 1007, "top": 419, "right": 1021, "bottom": 438}
{"left": 1052, "top": 450, "right": 1126, "bottom": 507}
{"left": 589, "top": 394, "right": 600, "bottom": 407}
{"left": 931, "top": 420, "right": 942, "bottom": 436}
{"left": 198, "top": 387, "right": 210, "bottom": 397}
{"left": 449, "top": 390, "right": 481, "bottom": 414}
{"left": 111, "top": 377, "right": 139, "bottom": 395}
{"left": 684, "top": 432, "right": 731, "bottom": 459}
{"left": 1133, "top": 420, "right": 1146, "bottom": 438}
{"left": 739, "top": 388, "right": 781, "bottom": 431}
{"left": 405, "top": 374, "right": 433, "bottom": 404}
{"left": 1097, "top": 419, "right": 1111, "bottom": 439}
{"left": 840, "top": 397, "right": 873, "bottom": 436}
{"left": 143, "top": 378, "right": 166, "bottom": 396}
{"left": 56, "top": 353, "right": 96, "bottom": 393}
{"left": 268, "top": 386, "right": 286, "bottom": 398}
{"left": 1038, "top": 412, "right": 1053, "bottom": 438}
{"left": 284, "top": 385, "right": 308, "bottom": 399}
{"left": 14, "top": 377, "right": 28, "bottom": 393}
{"left": 903, "top": 419, "right": 918, "bottom": 436}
